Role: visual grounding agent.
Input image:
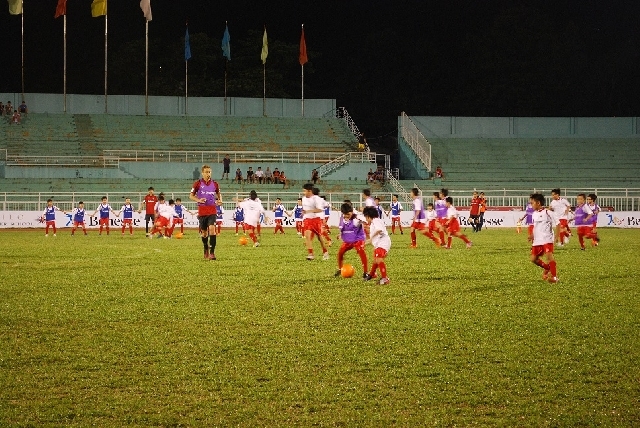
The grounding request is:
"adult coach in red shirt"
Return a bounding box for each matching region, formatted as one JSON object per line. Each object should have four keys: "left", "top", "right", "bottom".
{"left": 139, "top": 187, "right": 158, "bottom": 235}
{"left": 469, "top": 191, "right": 481, "bottom": 232}
{"left": 190, "top": 165, "right": 222, "bottom": 260}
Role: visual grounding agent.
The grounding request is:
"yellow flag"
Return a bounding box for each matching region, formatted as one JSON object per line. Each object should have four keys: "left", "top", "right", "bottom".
{"left": 8, "top": 0, "right": 22, "bottom": 15}
{"left": 261, "top": 28, "right": 268, "bottom": 65}
{"left": 91, "top": 0, "right": 107, "bottom": 17}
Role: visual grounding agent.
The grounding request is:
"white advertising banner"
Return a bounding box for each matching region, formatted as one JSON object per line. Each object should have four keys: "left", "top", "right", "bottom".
{"left": 1, "top": 210, "right": 639, "bottom": 229}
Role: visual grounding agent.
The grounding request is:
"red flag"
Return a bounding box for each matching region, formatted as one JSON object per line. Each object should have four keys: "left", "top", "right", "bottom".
{"left": 54, "top": 0, "right": 67, "bottom": 18}
{"left": 299, "top": 26, "right": 308, "bottom": 66}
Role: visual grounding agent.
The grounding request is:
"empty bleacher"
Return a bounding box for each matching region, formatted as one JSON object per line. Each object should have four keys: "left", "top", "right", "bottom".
{"left": 2, "top": 113, "right": 80, "bottom": 157}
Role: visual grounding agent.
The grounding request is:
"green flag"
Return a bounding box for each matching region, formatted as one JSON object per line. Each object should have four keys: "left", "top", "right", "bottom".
{"left": 8, "top": 0, "right": 22, "bottom": 15}
{"left": 261, "top": 28, "right": 268, "bottom": 64}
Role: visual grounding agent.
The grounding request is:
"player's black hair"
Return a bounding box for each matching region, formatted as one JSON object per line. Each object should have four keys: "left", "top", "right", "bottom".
{"left": 432, "top": 192, "right": 439, "bottom": 198}
{"left": 303, "top": 183, "right": 314, "bottom": 191}
{"left": 276, "top": 197, "right": 281, "bottom": 202}
{"left": 148, "top": 187, "right": 154, "bottom": 191}
{"left": 341, "top": 203, "right": 354, "bottom": 215}
{"left": 362, "top": 206, "right": 378, "bottom": 219}
{"left": 78, "top": 201, "right": 84, "bottom": 204}
{"left": 374, "top": 197, "right": 380, "bottom": 201}
{"left": 551, "top": 188, "right": 561, "bottom": 195}
{"left": 101, "top": 196, "right": 107, "bottom": 200}
{"left": 410, "top": 188, "right": 420, "bottom": 197}
{"left": 393, "top": 194, "right": 398, "bottom": 198}
{"left": 445, "top": 196, "right": 453, "bottom": 204}
{"left": 588, "top": 193, "right": 597, "bottom": 201}
{"left": 176, "top": 198, "right": 181, "bottom": 202}
{"left": 440, "top": 188, "right": 449, "bottom": 197}
{"left": 321, "top": 196, "right": 326, "bottom": 200}
{"left": 47, "top": 198, "right": 53, "bottom": 203}
{"left": 363, "top": 189, "right": 371, "bottom": 197}
{"left": 427, "top": 202, "right": 434, "bottom": 208}
{"left": 312, "top": 187, "right": 320, "bottom": 195}
{"left": 169, "top": 199, "right": 175, "bottom": 205}
{"left": 249, "top": 190, "right": 258, "bottom": 200}
{"left": 158, "top": 194, "right": 165, "bottom": 201}
{"left": 297, "top": 197, "right": 302, "bottom": 201}
{"left": 577, "top": 193, "right": 586, "bottom": 200}
{"left": 531, "top": 193, "right": 545, "bottom": 205}
{"left": 343, "top": 199, "right": 352, "bottom": 205}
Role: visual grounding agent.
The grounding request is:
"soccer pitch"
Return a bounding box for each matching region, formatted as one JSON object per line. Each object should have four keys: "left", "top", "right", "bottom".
{"left": 1, "top": 228, "right": 638, "bottom": 426}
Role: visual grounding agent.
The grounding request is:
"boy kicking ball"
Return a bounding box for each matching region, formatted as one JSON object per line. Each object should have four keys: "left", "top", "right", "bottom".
{"left": 362, "top": 206, "right": 391, "bottom": 285}
{"left": 529, "top": 193, "right": 559, "bottom": 284}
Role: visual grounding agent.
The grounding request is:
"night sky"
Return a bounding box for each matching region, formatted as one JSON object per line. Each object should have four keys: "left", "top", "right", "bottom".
{"left": 1, "top": 1, "right": 639, "bottom": 142}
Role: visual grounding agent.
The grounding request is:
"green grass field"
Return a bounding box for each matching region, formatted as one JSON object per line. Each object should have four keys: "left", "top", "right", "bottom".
{"left": 1, "top": 227, "right": 639, "bottom": 427}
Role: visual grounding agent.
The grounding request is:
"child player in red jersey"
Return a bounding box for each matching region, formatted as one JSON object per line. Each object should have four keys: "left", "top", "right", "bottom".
{"left": 42, "top": 198, "right": 64, "bottom": 237}
{"left": 334, "top": 203, "right": 368, "bottom": 279}
{"left": 139, "top": 187, "right": 158, "bottom": 236}
{"left": 529, "top": 193, "right": 558, "bottom": 283}
{"left": 189, "top": 164, "right": 222, "bottom": 260}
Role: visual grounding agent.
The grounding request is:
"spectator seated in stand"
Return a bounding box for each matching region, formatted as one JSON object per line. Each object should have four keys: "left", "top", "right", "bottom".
{"left": 246, "top": 167, "right": 255, "bottom": 184}
{"left": 373, "top": 167, "right": 385, "bottom": 184}
{"left": 433, "top": 165, "right": 444, "bottom": 180}
{"left": 265, "top": 167, "right": 273, "bottom": 184}
{"left": 0, "top": 102, "right": 4, "bottom": 116}
{"left": 5, "top": 101, "right": 13, "bottom": 116}
{"left": 234, "top": 167, "right": 243, "bottom": 184}
{"left": 18, "top": 100, "right": 28, "bottom": 115}
{"left": 311, "top": 168, "right": 319, "bottom": 184}
{"left": 273, "top": 168, "right": 281, "bottom": 184}
{"left": 11, "top": 110, "right": 21, "bottom": 125}
{"left": 367, "top": 168, "right": 375, "bottom": 183}
{"left": 254, "top": 167, "right": 265, "bottom": 184}
{"left": 280, "top": 170, "right": 290, "bottom": 189}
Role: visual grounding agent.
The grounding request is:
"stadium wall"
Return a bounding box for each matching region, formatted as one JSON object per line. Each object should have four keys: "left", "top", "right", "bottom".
{"left": 0, "top": 93, "right": 336, "bottom": 118}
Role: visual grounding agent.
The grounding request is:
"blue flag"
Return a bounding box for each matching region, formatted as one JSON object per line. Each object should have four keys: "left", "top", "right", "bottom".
{"left": 185, "top": 27, "right": 192, "bottom": 61}
{"left": 222, "top": 25, "right": 231, "bottom": 61}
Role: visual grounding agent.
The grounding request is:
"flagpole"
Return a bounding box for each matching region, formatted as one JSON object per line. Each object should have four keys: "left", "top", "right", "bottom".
{"left": 301, "top": 24, "right": 304, "bottom": 117}
{"left": 104, "top": 13, "right": 108, "bottom": 113}
{"left": 185, "top": 59, "right": 188, "bottom": 115}
{"left": 224, "top": 21, "right": 228, "bottom": 115}
{"left": 145, "top": 19, "right": 149, "bottom": 115}
{"left": 263, "top": 63, "right": 266, "bottom": 117}
{"left": 21, "top": 0, "right": 24, "bottom": 100}
{"left": 63, "top": 14, "right": 67, "bottom": 113}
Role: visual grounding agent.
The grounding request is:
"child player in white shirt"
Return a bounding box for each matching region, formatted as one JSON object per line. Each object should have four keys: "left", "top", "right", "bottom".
{"left": 444, "top": 197, "right": 472, "bottom": 249}
{"left": 529, "top": 193, "right": 558, "bottom": 283}
{"left": 362, "top": 206, "right": 391, "bottom": 285}
{"left": 239, "top": 190, "right": 265, "bottom": 247}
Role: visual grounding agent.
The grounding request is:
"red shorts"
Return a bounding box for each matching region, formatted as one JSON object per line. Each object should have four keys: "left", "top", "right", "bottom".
{"left": 173, "top": 218, "right": 184, "bottom": 224}
{"left": 275, "top": 219, "right": 283, "bottom": 225}
{"left": 122, "top": 219, "right": 132, "bottom": 225}
{"left": 531, "top": 243, "right": 554, "bottom": 258}
{"left": 558, "top": 219, "right": 569, "bottom": 228}
{"left": 99, "top": 218, "right": 109, "bottom": 226}
{"left": 46, "top": 220, "right": 56, "bottom": 227}
{"left": 411, "top": 221, "right": 425, "bottom": 230}
{"left": 155, "top": 216, "right": 170, "bottom": 228}
{"left": 428, "top": 219, "right": 437, "bottom": 231}
{"left": 339, "top": 240, "right": 365, "bottom": 253}
{"left": 577, "top": 225, "right": 593, "bottom": 236}
{"left": 216, "top": 220, "right": 223, "bottom": 225}
{"left": 303, "top": 218, "right": 324, "bottom": 236}
{"left": 446, "top": 218, "right": 461, "bottom": 234}
{"left": 437, "top": 218, "right": 447, "bottom": 226}
{"left": 373, "top": 247, "right": 388, "bottom": 258}
{"left": 245, "top": 224, "right": 256, "bottom": 233}
{"left": 73, "top": 221, "right": 85, "bottom": 227}
{"left": 391, "top": 216, "right": 400, "bottom": 223}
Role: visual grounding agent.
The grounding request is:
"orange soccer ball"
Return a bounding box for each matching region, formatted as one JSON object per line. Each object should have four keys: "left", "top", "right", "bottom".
{"left": 341, "top": 264, "right": 355, "bottom": 278}
{"left": 238, "top": 236, "right": 248, "bottom": 246}
{"left": 174, "top": 232, "right": 184, "bottom": 239}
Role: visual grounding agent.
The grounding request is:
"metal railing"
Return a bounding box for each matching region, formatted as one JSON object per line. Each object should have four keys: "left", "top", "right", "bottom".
{"left": 316, "top": 152, "right": 376, "bottom": 178}
{"left": 385, "top": 171, "right": 411, "bottom": 203}
{"left": 102, "top": 150, "right": 373, "bottom": 165}
{"left": 4, "top": 155, "right": 120, "bottom": 168}
{"left": 400, "top": 111, "right": 432, "bottom": 171}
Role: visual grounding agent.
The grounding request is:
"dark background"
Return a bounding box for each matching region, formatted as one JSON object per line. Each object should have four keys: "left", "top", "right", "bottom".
{"left": 1, "top": 1, "right": 639, "bottom": 150}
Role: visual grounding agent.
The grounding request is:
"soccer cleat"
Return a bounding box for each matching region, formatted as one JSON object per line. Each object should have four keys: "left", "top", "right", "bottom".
{"left": 379, "top": 277, "right": 390, "bottom": 285}
{"left": 400, "top": 231, "right": 403, "bottom": 235}
{"left": 542, "top": 270, "right": 549, "bottom": 281}
{"left": 208, "top": 253, "right": 217, "bottom": 260}
{"left": 466, "top": 242, "right": 473, "bottom": 249}
{"left": 322, "top": 252, "right": 330, "bottom": 260}
{"left": 409, "top": 244, "right": 417, "bottom": 249}
{"left": 548, "top": 276, "right": 559, "bottom": 284}
{"left": 363, "top": 273, "right": 373, "bottom": 281}
{"left": 203, "top": 249, "right": 209, "bottom": 260}
{"left": 335, "top": 269, "right": 342, "bottom": 278}
{"left": 45, "top": 234, "right": 48, "bottom": 237}
{"left": 580, "top": 247, "right": 585, "bottom": 251}
{"left": 564, "top": 237, "right": 570, "bottom": 245}
{"left": 306, "top": 254, "right": 315, "bottom": 260}
{"left": 53, "top": 234, "right": 57, "bottom": 237}
{"left": 254, "top": 242, "right": 260, "bottom": 248}
{"left": 235, "top": 233, "right": 238, "bottom": 236}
